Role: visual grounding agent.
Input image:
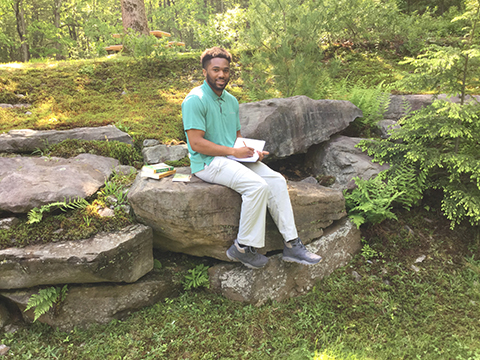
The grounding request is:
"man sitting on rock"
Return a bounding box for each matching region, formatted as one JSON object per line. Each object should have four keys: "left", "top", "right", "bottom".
{"left": 181, "top": 47, "right": 322, "bottom": 269}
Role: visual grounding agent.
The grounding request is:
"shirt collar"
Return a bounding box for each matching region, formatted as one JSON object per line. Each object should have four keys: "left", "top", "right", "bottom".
{"left": 202, "top": 80, "right": 226, "bottom": 101}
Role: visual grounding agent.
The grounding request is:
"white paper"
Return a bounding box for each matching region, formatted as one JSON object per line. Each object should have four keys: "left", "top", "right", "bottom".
{"left": 227, "top": 138, "right": 266, "bottom": 162}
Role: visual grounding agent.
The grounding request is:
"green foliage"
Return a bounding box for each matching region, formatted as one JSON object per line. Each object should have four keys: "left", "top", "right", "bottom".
{"left": 48, "top": 139, "right": 143, "bottom": 167}
{"left": 25, "top": 285, "right": 68, "bottom": 321}
{"left": 27, "top": 197, "right": 89, "bottom": 224}
{"left": 101, "top": 180, "right": 128, "bottom": 205}
{"left": 344, "top": 175, "right": 402, "bottom": 228}
{"left": 358, "top": 1, "right": 480, "bottom": 228}
{"left": 400, "top": 0, "right": 480, "bottom": 99}
{"left": 123, "top": 32, "right": 180, "bottom": 60}
{"left": 194, "top": 6, "right": 247, "bottom": 49}
{"left": 242, "top": 0, "right": 325, "bottom": 99}
{"left": 183, "top": 264, "right": 210, "bottom": 290}
{"left": 361, "top": 100, "right": 480, "bottom": 228}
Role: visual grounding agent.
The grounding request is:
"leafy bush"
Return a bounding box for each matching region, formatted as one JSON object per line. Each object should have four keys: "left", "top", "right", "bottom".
{"left": 360, "top": 100, "right": 480, "bottom": 228}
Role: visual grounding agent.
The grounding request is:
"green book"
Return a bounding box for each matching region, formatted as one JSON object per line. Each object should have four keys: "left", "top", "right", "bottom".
{"left": 142, "top": 163, "right": 174, "bottom": 174}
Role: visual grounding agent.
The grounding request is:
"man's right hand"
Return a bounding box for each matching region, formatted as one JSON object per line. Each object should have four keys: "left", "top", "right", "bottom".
{"left": 233, "top": 146, "right": 255, "bottom": 158}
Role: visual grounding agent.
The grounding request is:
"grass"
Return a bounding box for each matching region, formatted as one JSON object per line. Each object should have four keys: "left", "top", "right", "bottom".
{"left": 1, "top": 207, "right": 480, "bottom": 359}
{"left": 1, "top": 50, "right": 479, "bottom": 359}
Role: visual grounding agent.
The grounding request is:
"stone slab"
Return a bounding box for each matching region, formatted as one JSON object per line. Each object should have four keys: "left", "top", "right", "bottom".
{"left": 0, "top": 224, "right": 153, "bottom": 289}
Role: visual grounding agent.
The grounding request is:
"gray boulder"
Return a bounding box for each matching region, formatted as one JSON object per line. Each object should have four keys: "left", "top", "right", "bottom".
{"left": 239, "top": 96, "right": 362, "bottom": 159}
{"left": 0, "top": 224, "right": 153, "bottom": 289}
{"left": 0, "top": 154, "right": 118, "bottom": 213}
{"left": 142, "top": 144, "right": 188, "bottom": 164}
{"left": 385, "top": 94, "right": 480, "bottom": 121}
{"left": 377, "top": 120, "right": 400, "bottom": 139}
{"left": 306, "top": 135, "right": 389, "bottom": 190}
{"left": 128, "top": 168, "right": 346, "bottom": 261}
{"left": 0, "top": 125, "right": 133, "bottom": 153}
{"left": 0, "top": 270, "right": 182, "bottom": 331}
{"left": 209, "top": 217, "right": 361, "bottom": 305}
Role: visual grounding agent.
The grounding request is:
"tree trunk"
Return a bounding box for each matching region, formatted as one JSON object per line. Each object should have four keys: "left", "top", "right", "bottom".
{"left": 13, "top": 0, "right": 29, "bottom": 62}
{"left": 53, "top": 0, "right": 62, "bottom": 60}
{"left": 121, "top": 0, "right": 150, "bottom": 35}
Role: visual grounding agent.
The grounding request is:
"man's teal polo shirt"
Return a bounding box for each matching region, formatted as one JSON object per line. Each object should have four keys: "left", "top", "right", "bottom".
{"left": 182, "top": 80, "right": 241, "bottom": 173}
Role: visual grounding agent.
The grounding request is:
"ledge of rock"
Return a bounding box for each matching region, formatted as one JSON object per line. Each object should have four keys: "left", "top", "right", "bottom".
{"left": 0, "top": 154, "right": 118, "bottom": 213}
{"left": 239, "top": 96, "right": 362, "bottom": 159}
{"left": 128, "top": 168, "right": 346, "bottom": 261}
{"left": 385, "top": 94, "right": 480, "bottom": 121}
{"left": 306, "top": 135, "right": 389, "bottom": 190}
{"left": 208, "top": 217, "right": 361, "bottom": 305}
{"left": 0, "top": 270, "right": 182, "bottom": 331}
{"left": 0, "top": 125, "right": 133, "bottom": 153}
{"left": 142, "top": 144, "right": 188, "bottom": 164}
{"left": 0, "top": 224, "right": 153, "bottom": 289}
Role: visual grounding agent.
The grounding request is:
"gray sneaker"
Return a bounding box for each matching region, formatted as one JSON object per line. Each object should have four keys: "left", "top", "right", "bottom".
{"left": 226, "top": 240, "right": 268, "bottom": 269}
{"left": 283, "top": 238, "right": 322, "bottom": 265}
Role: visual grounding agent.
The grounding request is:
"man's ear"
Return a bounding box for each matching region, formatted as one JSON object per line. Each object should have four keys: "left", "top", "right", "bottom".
{"left": 202, "top": 68, "right": 207, "bottom": 77}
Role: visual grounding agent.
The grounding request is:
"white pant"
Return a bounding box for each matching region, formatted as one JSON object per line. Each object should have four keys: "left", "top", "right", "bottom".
{"left": 195, "top": 156, "right": 298, "bottom": 248}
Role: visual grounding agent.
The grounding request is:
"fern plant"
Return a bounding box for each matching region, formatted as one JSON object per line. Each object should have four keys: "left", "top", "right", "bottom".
{"left": 183, "top": 264, "right": 210, "bottom": 291}
{"left": 25, "top": 285, "right": 68, "bottom": 321}
{"left": 27, "top": 197, "right": 90, "bottom": 224}
{"left": 344, "top": 175, "right": 403, "bottom": 228}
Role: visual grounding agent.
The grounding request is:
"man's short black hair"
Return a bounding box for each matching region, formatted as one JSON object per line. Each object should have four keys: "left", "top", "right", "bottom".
{"left": 200, "top": 47, "right": 232, "bottom": 69}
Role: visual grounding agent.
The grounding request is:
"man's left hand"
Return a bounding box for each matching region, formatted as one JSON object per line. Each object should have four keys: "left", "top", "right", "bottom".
{"left": 257, "top": 151, "right": 269, "bottom": 162}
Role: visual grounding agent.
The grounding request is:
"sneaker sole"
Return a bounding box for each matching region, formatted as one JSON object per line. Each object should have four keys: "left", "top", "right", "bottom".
{"left": 282, "top": 256, "right": 323, "bottom": 266}
{"left": 226, "top": 251, "right": 266, "bottom": 269}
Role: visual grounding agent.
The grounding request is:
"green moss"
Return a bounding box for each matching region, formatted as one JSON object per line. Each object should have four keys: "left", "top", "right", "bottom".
{"left": 0, "top": 207, "right": 133, "bottom": 251}
{"left": 164, "top": 156, "right": 190, "bottom": 167}
{"left": 48, "top": 139, "right": 143, "bottom": 167}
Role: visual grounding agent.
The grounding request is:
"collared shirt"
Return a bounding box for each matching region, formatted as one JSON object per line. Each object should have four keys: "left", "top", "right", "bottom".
{"left": 182, "top": 80, "right": 241, "bottom": 173}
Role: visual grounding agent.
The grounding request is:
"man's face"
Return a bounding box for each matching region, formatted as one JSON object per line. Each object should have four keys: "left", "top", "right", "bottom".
{"left": 203, "top": 57, "right": 230, "bottom": 96}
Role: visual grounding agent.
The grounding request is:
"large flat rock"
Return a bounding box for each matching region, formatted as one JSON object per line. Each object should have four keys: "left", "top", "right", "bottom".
{"left": 0, "top": 154, "right": 118, "bottom": 213}
{"left": 209, "top": 217, "right": 361, "bottom": 305}
{"left": 0, "top": 224, "right": 153, "bottom": 289}
{"left": 0, "top": 270, "right": 182, "bottom": 331}
{"left": 128, "top": 168, "right": 346, "bottom": 261}
{"left": 239, "top": 96, "right": 362, "bottom": 159}
{"left": 0, "top": 125, "right": 133, "bottom": 153}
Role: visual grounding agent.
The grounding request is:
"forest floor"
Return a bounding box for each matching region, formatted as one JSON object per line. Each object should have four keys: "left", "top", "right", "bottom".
{"left": 1, "top": 51, "right": 480, "bottom": 359}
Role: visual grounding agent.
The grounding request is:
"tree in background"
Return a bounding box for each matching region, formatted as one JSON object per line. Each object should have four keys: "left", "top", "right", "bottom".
{"left": 12, "top": 0, "right": 29, "bottom": 61}
{"left": 121, "top": 0, "right": 149, "bottom": 35}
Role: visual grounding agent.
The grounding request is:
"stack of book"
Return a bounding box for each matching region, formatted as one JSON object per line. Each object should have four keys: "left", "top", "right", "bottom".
{"left": 141, "top": 163, "right": 176, "bottom": 179}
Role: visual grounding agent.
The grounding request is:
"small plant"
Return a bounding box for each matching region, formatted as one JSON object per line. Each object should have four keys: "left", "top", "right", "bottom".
{"left": 154, "top": 259, "right": 162, "bottom": 270}
{"left": 344, "top": 175, "right": 403, "bottom": 228}
{"left": 27, "top": 197, "right": 90, "bottom": 224}
{"left": 183, "top": 264, "right": 210, "bottom": 291}
{"left": 31, "top": 139, "right": 52, "bottom": 157}
{"left": 83, "top": 216, "right": 91, "bottom": 226}
{"left": 101, "top": 181, "right": 128, "bottom": 205}
{"left": 25, "top": 285, "right": 68, "bottom": 321}
{"left": 361, "top": 243, "right": 379, "bottom": 261}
